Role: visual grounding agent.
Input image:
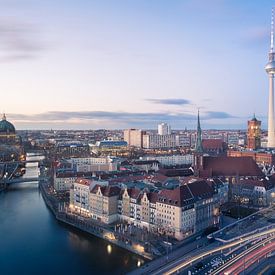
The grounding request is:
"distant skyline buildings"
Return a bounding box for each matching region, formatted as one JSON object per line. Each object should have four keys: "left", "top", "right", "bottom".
{"left": 1, "top": 1, "right": 275, "bottom": 130}
{"left": 158, "top": 123, "right": 171, "bottom": 135}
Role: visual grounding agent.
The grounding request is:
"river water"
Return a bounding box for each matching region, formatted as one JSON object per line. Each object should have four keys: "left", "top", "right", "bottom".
{"left": 0, "top": 155, "right": 143, "bottom": 275}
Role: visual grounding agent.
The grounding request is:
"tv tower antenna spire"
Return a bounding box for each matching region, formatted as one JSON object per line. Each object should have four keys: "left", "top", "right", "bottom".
{"left": 271, "top": 7, "right": 274, "bottom": 53}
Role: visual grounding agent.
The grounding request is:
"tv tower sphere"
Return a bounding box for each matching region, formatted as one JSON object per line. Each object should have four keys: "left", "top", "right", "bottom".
{"left": 265, "top": 60, "right": 275, "bottom": 74}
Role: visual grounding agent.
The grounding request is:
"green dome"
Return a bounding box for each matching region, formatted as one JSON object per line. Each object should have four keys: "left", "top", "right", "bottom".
{"left": 0, "top": 114, "right": 15, "bottom": 134}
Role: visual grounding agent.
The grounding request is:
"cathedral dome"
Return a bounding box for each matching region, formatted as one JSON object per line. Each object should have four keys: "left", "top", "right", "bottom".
{"left": 0, "top": 114, "right": 15, "bottom": 134}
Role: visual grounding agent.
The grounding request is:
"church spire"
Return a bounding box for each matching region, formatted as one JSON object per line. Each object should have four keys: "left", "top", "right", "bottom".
{"left": 2, "top": 113, "right": 6, "bottom": 120}
{"left": 195, "top": 110, "right": 203, "bottom": 153}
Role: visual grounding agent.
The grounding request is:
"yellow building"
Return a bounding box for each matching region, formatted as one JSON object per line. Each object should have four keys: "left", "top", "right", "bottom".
{"left": 90, "top": 185, "right": 120, "bottom": 224}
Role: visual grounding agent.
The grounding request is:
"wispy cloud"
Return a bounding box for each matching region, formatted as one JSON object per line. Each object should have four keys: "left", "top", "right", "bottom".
{"left": 204, "top": 111, "right": 236, "bottom": 119}
{"left": 145, "top": 98, "right": 191, "bottom": 106}
{"left": 8, "top": 110, "right": 236, "bottom": 128}
{"left": 9, "top": 111, "right": 195, "bottom": 123}
{"left": 0, "top": 19, "right": 43, "bottom": 62}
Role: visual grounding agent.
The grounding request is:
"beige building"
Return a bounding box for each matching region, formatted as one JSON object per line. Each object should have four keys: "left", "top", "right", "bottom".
{"left": 90, "top": 185, "right": 120, "bottom": 224}
{"left": 118, "top": 188, "right": 158, "bottom": 230}
{"left": 70, "top": 178, "right": 91, "bottom": 216}
{"left": 123, "top": 129, "right": 145, "bottom": 148}
{"left": 69, "top": 157, "right": 118, "bottom": 172}
{"left": 70, "top": 177, "right": 218, "bottom": 240}
{"left": 54, "top": 173, "right": 77, "bottom": 191}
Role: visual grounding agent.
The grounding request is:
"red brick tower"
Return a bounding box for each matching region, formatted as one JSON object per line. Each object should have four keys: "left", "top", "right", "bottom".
{"left": 247, "top": 114, "right": 261, "bottom": 150}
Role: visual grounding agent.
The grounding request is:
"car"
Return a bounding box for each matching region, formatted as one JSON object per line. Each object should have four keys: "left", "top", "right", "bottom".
{"left": 194, "top": 262, "right": 203, "bottom": 269}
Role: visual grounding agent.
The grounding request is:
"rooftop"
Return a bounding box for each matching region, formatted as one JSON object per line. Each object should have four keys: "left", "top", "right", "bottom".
{"left": 201, "top": 156, "right": 263, "bottom": 177}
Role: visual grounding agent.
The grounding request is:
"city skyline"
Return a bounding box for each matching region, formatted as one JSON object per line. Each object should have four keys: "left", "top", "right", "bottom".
{"left": 1, "top": 1, "right": 275, "bottom": 130}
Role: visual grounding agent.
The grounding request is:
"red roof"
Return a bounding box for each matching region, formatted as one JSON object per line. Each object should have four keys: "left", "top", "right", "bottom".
{"left": 147, "top": 192, "right": 159, "bottom": 204}
{"left": 184, "top": 179, "right": 214, "bottom": 199}
{"left": 202, "top": 139, "right": 226, "bottom": 150}
{"left": 128, "top": 188, "right": 142, "bottom": 199}
{"left": 158, "top": 185, "right": 193, "bottom": 207}
{"left": 201, "top": 156, "right": 263, "bottom": 177}
{"left": 239, "top": 178, "right": 275, "bottom": 190}
{"left": 75, "top": 178, "right": 92, "bottom": 186}
{"left": 109, "top": 173, "right": 168, "bottom": 184}
{"left": 91, "top": 185, "right": 120, "bottom": 197}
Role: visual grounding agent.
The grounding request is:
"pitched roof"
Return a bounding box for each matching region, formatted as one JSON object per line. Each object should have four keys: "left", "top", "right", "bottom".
{"left": 75, "top": 178, "right": 92, "bottom": 186}
{"left": 102, "top": 186, "right": 121, "bottom": 197}
{"left": 202, "top": 139, "right": 226, "bottom": 150}
{"left": 158, "top": 185, "right": 193, "bottom": 207}
{"left": 147, "top": 192, "right": 159, "bottom": 204}
{"left": 201, "top": 156, "right": 263, "bottom": 177}
{"left": 239, "top": 178, "right": 274, "bottom": 190}
{"left": 185, "top": 179, "right": 214, "bottom": 199}
{"left": 91, "top": 184, "right": 121, "bottom": 196}
{"left": 128, "top": 188, "right": 142, "bottom": 199}
{"left": 159, "top": 168, "right": 193, "bottom": 177}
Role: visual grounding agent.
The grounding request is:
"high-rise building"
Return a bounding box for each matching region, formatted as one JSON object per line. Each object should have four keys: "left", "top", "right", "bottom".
{"left": 142, "top": 133, "right": 177, "bottom": 149}
{"left": 158, "top": 123, "right": 171, "bottom": 135}
{"left": 123, "top": 129, "right": 145, "bottom": 147}
{"left": 247, "top": 114, "right": 261, "bottom": 150}
{"left": 265, "top": 9, "right": 275, "bottom": 148}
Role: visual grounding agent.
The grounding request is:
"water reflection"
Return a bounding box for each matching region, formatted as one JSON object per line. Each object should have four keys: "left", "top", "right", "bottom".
{"left": 107, "top": 244, "right": 112, "bottom": 254}
{"left": 68, "top": 231, "right": 94, "bottom": 252}
{"left": 0, "top": 153, "right": 145, "bottom": 274}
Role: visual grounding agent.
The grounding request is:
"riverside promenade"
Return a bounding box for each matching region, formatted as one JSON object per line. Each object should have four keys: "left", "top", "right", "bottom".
{"left": 39, "top": 179, "right": 154, "bottom": 260}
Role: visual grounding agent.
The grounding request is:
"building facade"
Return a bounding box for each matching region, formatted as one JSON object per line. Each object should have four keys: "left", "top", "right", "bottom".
{"left": 69, "top": 177, "right": 219, "bottom": 240}
{"left": 247, "top": 115, "right": 261, "bottom": 150}
{"left": 55, "top": 141, "right": 90, "bottom": 158}
{"left": 227, "top": 150, "right": 275, "bottom": 166}
{"left": 70, "top": 178, "right": 91, "bottom": 216}
{"left": 158, "top": 123, "right": 171, "bottom": 135}
{"left": 123, "top": 129, "right": 145, "bottom": 148}
{"left": 54, "top": 173, "right": 77, "bottom": 191}
{"left": 69, "top": 157, "right": 118, "bottom": 172}
{"left": 90, "top": 185, "right": 120, "bottom": 224}
{"left": 142, "top": 134, "right": 177, "bottom": 149}
{"left": 143, "top": 154, "right": 193, "bottom": 166}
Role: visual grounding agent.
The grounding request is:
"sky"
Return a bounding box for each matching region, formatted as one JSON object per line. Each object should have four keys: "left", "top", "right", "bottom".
{"left": 0, "top": 0, "right": 274, "bottom": 130}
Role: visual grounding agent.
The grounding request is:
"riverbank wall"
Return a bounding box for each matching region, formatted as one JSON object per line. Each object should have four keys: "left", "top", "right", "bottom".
{"left": 39, "top": 180, "right": 154, "bottom": 260}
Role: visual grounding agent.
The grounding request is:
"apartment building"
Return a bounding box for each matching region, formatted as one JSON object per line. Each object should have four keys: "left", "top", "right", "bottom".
{"left": 54, "top": 172, "right": 77, "bottom": 191}
{"left": 143, "top": 154, "right": 193, "bottom": 166}
{"left": 69, "top": 177, "right": 219, "bottom": 240}
{"left": 142, "top": 134, "right": 177, "bottom": 149}
{"left": 123, "top": 129, "right": 145, "bottom": 147}
{"left": 89, "top": 185, "right": 120, "bottom": 224}
{"left": 69, "top": 157, "right": 118, "bottom": 172}
{"left": 70, "top": 178, "right": 91, "bottom": 216}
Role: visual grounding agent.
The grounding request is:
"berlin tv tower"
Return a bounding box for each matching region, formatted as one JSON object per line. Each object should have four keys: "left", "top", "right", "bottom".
{"left": 265, "top": 8, "right": 275, "bottom": 148}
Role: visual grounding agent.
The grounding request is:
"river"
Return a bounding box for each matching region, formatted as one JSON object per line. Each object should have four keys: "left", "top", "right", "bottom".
{"left": 0, "top": 154, "right": 143, "bottom": 275}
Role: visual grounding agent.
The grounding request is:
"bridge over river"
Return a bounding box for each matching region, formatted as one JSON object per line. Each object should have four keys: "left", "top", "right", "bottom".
{"left": 0, "top": 153, "right": 46, "bottom": 186}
